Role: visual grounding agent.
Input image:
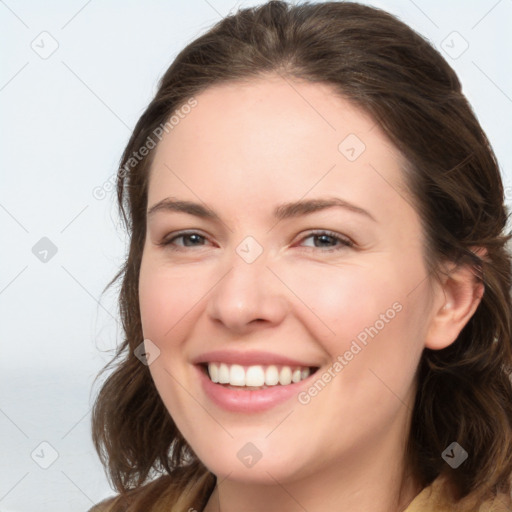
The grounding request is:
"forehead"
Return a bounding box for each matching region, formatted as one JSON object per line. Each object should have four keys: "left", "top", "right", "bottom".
{"left": 148, "top": 74, "right": 412, "bottom": 223}
{"left": 154, "top": 74, "right": 384, "bottom": 162}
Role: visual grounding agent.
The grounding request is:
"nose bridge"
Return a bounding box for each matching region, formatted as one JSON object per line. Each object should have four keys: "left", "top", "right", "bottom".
{"left": 206, "top": 236, "right": 288, "bottom": 331}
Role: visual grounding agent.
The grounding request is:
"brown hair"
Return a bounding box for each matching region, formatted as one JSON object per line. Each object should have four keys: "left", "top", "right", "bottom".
{"left": 92, "top": 1, "right": 512, "bottom": 509}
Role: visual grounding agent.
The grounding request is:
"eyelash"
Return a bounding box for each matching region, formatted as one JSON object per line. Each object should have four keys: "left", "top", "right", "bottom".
{"left": 158, "top": 230, "right": 354, "bottom": 253}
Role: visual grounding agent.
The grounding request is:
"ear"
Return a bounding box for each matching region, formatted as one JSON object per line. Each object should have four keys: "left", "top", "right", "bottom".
{"left": 424, "top": 248, "right": 486, "bottom": 350}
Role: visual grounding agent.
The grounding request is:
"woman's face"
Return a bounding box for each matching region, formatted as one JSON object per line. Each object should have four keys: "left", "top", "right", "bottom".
{"left": 139, "top": 75, "right": 441, "bottom": 484}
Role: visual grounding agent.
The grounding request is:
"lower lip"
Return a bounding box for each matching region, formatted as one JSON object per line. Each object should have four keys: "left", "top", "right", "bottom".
{"left": 196, "top": 365, "right": 316, "bottom": 413}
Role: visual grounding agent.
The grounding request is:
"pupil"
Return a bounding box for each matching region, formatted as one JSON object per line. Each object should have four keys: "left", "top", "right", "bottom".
{"left": 185, "top": 234, "right": 202, "bottom": 246}
{"left": 316, "top": 234, "right": 334, "bottom": 246}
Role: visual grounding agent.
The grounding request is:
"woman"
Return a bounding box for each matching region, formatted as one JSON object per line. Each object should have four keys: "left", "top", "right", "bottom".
{"left": 90, "top": 1, "right": 512, "bottom": 511}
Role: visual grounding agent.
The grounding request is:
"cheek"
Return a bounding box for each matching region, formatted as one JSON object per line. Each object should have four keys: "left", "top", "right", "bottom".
{"left": 138, "top": 269, "right": 172, "bottom": 342}
{"left": 138, "top": 258, "right": 202, "bottom": 419}
{"left": 276, "top": 260, "right": 398, "bottom": 350}
{"left": 138, "top": 258, "right": 207, "bottom": 342}
{"left": 290, "top": 270, "right": 423, "bottom": 444}
{"left": 279, "top": 257, "right": 427, "bottom": 398}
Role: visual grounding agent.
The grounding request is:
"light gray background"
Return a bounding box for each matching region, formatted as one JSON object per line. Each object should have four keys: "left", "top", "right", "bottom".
{"left": 1, "top": 0, "right": 511, "bottom": 511}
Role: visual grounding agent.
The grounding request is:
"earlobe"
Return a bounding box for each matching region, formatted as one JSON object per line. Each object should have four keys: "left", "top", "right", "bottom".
{"left": 424, "top": 253, "right": 485, "bottom": 351}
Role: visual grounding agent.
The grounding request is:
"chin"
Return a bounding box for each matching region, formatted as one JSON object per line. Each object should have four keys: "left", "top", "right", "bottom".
{"left": 191, "top": 437, "right": 313, "bottom": 486}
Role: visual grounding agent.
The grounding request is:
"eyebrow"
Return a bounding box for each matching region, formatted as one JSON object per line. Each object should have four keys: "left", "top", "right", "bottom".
{"left": 147, "top": 196, "right": 376, "bottom": 222}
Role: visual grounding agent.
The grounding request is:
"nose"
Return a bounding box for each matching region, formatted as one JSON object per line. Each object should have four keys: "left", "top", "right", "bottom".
{"left": 205, "top": 246, "right": 290, "bottom": 335}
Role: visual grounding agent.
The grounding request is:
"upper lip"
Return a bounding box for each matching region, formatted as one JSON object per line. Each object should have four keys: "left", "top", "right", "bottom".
{"left": 192, "top": 350, "right": 320, "bottom": 368}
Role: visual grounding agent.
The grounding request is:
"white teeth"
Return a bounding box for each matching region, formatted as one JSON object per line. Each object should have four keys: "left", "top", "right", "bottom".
{"left": 206, "top": 363, "right": 314, "bottom": 387}
{"left": 209, "top": 362, "right": 219, "bottom": 383}
{"left": 246, "top": 365, "right": 265, "bottom": 387}
{"left": 279, "top": 366, "right": 292, "bottom": 385}
{"left": 230, "top": 364, "right": 245, "bottom": 386}
{"left": 265, "top": 365, "right": 279, "bottom": 385}
{"left": 218, "top": 363, "right": 230, "bottom": 384}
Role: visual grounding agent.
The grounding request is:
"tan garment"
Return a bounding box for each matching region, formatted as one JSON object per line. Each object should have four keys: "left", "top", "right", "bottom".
{"left": 91, "top": 471, "right": 512, "bottom": 512}
{"left": 403, "top": 475, "right": 512, "bottom": 512}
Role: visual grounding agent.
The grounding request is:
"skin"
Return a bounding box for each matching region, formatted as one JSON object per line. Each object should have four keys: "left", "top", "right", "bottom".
{"left": 138, "top": 74, "right": 484, "bottom": 512}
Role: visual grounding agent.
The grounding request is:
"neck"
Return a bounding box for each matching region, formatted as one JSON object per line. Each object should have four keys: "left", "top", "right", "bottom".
{"left": 202, "top": 416, "right": 423, "bottom": 512}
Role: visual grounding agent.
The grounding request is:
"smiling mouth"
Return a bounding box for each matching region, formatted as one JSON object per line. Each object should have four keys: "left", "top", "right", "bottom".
{"left": 199, "top": 362, "right": 319, "bottom": 390}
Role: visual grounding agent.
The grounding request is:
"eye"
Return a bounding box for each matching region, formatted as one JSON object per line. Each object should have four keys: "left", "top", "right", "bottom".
{"left": 158, "top": 231, "right": 211, "bottom": 249}
{"left": 157, "top": 229, "right": 354, "bottom": 252}
{"left": 298, "top": 230, "right": 354, "bottom": 252}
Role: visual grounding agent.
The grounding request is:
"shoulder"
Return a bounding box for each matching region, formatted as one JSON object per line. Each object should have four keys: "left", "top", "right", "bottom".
{"left": 405, "top": 475, "right": 512, "bottom": 512}
{"left": 88, "top": 465, "right": 215, "bottom": 512}
{"left": 86, "top": 491, "right": 134, "bottom": 512}
{"left": 480, "top": 492, "right": 512, "bottom": 512}
{"left": 87, "top": 497, "right": 117, "bottom": 512}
